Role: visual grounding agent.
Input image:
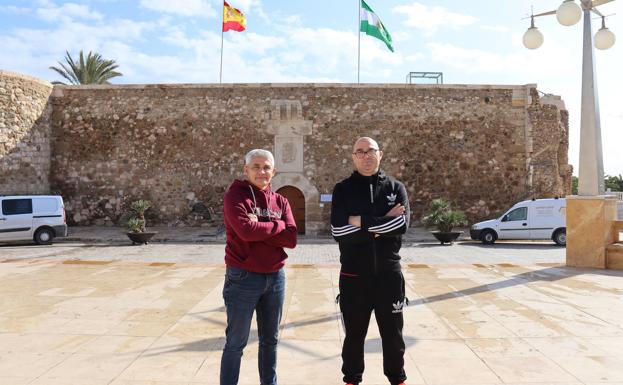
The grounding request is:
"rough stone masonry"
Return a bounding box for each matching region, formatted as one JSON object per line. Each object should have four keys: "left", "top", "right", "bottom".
{"left": 0, "top": 70, "right": 571, "bottom": 234}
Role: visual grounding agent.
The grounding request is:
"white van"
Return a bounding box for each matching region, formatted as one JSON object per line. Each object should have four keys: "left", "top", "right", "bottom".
{"left": 470, "top": 198, "right": 566, "bottom": 246}
{"left": 0, "top": 195, "right": 68, "bottom": 245}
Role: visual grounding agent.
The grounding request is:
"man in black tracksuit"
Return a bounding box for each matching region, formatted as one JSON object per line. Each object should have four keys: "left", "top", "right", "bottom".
{"left": 331, "top": 137, "right": 409, "bottom": 385}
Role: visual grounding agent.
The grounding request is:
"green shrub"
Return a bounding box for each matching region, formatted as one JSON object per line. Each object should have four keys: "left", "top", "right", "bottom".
{"left": 421, "top": 198, "right": 467, "bottom": 233}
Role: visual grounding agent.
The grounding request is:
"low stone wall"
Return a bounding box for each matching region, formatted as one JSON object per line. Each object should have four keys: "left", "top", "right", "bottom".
{"left": 46, "top": 83, "right": 570, "bottom": 230}
{"left": 0, "top": 71, "right": 53, "bottom": 195}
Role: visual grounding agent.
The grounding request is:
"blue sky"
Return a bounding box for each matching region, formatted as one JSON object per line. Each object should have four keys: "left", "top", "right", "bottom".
{"left": 1, "top": 0, "right": 621, "bottom": 176}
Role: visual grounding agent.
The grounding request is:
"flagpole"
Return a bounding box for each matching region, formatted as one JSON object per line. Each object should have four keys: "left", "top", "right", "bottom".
{"left": 357, "top": 0, "right": 361, "bottom": 84}
{"left": 220, "top": 2, "right": 225, "bottom": 84}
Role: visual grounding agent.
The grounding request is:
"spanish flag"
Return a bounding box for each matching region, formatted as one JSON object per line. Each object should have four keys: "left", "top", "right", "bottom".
{"left": 223, "top": 1, "right": 246, "bottom": 32}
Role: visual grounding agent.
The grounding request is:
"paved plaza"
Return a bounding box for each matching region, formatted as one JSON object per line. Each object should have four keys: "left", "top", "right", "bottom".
{"left": 2, "top": 235, "right": 623, "bottom": 385}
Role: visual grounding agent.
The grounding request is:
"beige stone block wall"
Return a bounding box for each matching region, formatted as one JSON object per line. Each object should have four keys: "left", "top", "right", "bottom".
{"left": 566, "top": 196, "right": 618, "bottom": 268}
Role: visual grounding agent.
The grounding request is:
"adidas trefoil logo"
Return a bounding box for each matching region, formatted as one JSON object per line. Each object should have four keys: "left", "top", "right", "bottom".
{"left": 387, "top": 193, "right": 397, "bottom": 206}
{"left": 392, "top": 300, "right": 404, "bottom": 313}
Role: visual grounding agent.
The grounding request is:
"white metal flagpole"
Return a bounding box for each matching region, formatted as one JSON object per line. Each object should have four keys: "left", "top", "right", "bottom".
{"left": 220, "top": 2, "right": 225, "bottom": 83}
{"left": 357, "top": 0, "right": 361, "bottom": 84}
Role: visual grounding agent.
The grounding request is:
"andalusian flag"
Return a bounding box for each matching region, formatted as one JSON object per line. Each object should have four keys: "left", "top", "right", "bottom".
{"left": 360, "top": 0, "right": 393, "bottom": 52}
{"left": 223, "top": 1, "right": 246, "bottom": 32}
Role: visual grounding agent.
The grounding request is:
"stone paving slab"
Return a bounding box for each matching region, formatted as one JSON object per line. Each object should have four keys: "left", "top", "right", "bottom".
{"left": 1, "top": 256, "right": 623, "bottom": 385}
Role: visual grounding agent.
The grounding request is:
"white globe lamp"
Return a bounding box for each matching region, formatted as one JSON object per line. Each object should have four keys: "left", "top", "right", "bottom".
{"left": 557, "top": 0, "right": 582, "bottom": 26}
{"left": 595, "top": 18, "right": 616, "bottom": 50}
{"left": 523, "top": 17, "right": 544, "bottom": 49}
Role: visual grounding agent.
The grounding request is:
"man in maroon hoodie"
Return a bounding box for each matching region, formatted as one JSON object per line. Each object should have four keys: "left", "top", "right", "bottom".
{"left": 220, "top": 149, "right": 297, "bottom": 385}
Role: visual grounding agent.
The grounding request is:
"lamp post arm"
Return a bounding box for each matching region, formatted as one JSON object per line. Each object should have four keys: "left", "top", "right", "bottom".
{"left": 590, "top": 7, "right": 605, "bottom": 16}
{"left": 533, "top": 10, "right": 557, "bottom": 17}
{"left": 592, "top": 0, "right": 615, "bottom": 8}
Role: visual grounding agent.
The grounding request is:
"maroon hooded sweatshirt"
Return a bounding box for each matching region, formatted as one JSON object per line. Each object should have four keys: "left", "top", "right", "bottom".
{"left": 223, "top": 179, "right": 297, "bottom": 273}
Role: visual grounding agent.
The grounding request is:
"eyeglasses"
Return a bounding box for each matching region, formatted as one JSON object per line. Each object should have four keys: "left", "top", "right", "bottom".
{"left": 352, "top": 148, "right": 379, "bottom": 159}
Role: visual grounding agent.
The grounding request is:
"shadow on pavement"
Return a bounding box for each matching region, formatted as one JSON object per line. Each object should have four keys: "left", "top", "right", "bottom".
{"left": 409, "top": 241, "right": 562, "bottom": 250}
{"left": 457, "top": 241, "right": 563, "bottom": 250}
{"left": 407, "top": 266, "right": 623, "bottom": 308}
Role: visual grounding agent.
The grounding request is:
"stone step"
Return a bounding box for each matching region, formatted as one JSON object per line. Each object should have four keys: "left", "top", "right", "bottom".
{"left": 606, "top": 243, "right": 623, "bottom": 269}
{"left": 613, "top": 221, "right": 623, "bottom": 243}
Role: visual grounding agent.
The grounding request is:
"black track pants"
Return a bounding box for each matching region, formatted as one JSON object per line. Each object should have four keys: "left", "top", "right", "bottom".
{"left": 339, "top": 270, "right": 407, "bottom": 385}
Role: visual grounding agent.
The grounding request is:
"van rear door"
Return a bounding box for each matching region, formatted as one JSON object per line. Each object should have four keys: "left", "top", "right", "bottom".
{"left": 530, "top": 203, "right": 557, "bottom": 239}
{"left": 0, "top": 198, "right": 34, "bottom": 241}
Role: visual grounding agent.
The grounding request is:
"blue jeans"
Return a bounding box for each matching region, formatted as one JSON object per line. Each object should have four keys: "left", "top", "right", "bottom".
{"left": 220, "top": 266, "right": 285, "bottom": 385}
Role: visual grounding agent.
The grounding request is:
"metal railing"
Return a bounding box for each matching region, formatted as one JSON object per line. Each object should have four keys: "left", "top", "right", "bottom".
{"left": 406, "top": 71, "right": 443, "bottom": 84}
{"left": 607, "top": 191, "right": 623, "bottom": 201}
{"left": 610, "top": 191, "right": 623, "bottom": 220}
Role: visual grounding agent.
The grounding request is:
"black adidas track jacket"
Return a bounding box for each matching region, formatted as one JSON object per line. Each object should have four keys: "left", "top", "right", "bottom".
{"left": 331, "top": 170, "right": 410, "bottom": 275}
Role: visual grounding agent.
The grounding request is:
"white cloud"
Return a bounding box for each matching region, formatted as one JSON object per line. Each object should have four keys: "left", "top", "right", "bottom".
{"left": 405, "top": 53, "right": 424, "bottom": 62}
{"left": 139, "top": 0, "right": 216, "bottom": 19}
{"left": 0, "top": 16, "right": 158, "bottom": 84}
{"left": 481, "top": 25, "right": 510, "bottom": 33}
{"left": 0, "top": 5, "right": 31, "bottom": 14}
{"left": 228, "top": 32, "right": 284, "bottom": 55}
{"left": 392, "top": 31, "right": 410, "bottom": 43}
{"left": 228, "top": 0, "right": 262, "bottom": 14}
{"left": 393, "top": 2, "right": 477, "bottom": 36}
{"left": 220, "top": 0, "right": 271, "bottom": 27}
{"left": 36, "top": 1, "right": 103, "bottom": 22}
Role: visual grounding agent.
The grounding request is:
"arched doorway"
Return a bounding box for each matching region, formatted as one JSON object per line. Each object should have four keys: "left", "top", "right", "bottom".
{"left": 276, "top": 186, "right": 305, "bottom": 234}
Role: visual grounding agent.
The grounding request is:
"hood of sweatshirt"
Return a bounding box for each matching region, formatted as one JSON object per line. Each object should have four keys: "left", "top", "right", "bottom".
{"left": 228, "top": 179, "right": 283, "bottom": 220}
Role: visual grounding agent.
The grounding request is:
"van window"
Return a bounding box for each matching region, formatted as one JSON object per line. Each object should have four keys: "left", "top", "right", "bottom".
{"left": 33, "top": 198, "right": 58, "bottom": 213}
{"left": 2, "top": 199, "right": 33, "bottom": 215}
{"left": 505, "top": 207, "right": 527, "bottom": 221}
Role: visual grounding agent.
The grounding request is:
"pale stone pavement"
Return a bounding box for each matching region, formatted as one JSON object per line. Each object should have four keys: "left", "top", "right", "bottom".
{"left": 2, "top": 241, "right": 623, "bottom": 385}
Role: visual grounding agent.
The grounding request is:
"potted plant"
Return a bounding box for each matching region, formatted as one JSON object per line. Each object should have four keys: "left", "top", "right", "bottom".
{"left": 421, "top": 198, "right": 468, "bottom": 245}
{"left": 125, "top": 199, "right": 157, "bottom": 245}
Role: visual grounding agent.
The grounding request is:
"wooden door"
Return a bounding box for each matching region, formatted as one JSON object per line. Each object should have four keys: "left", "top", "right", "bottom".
{"left": 276, "top": 186, "right": 305, "bottom": 234}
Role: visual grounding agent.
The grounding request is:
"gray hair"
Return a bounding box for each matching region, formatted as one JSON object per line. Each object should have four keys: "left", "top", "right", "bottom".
{"left": 244, "top": 149, "right": 275, "bottom": 166}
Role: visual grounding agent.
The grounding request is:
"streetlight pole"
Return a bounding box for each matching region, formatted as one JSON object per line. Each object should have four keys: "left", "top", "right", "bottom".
{"left": 579, "top": 0, "right": 604, "bottom": 196}
{"left": 523, "top": 0, "right": 616, "bottom": 196}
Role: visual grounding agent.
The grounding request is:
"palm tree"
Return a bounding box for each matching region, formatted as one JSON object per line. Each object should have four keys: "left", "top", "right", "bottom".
{"left": 49, "top": 50, "right": 122, "bottom": 85}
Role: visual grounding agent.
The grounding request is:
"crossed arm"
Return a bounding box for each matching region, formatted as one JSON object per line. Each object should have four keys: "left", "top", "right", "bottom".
{"left": 224, "top": 194, "right": 297, "bottom": 248}
{"left": 331, "top": 182, "right": 410, "bottom": 243}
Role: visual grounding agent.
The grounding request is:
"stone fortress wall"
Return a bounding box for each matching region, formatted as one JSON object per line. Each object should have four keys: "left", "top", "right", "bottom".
{"left": 0, "top": 71, "right": 572, "bottom": 234}
{"left": 0, "top": 71, "right": 53, "bottom": 195}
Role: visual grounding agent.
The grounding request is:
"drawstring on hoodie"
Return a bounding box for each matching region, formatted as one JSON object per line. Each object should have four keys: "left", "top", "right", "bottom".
{"left": 248, "top": 184, "right": 273, "bottom": 219}
{"left": 249, "top": 185, "right": 258, "bottom": 213}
